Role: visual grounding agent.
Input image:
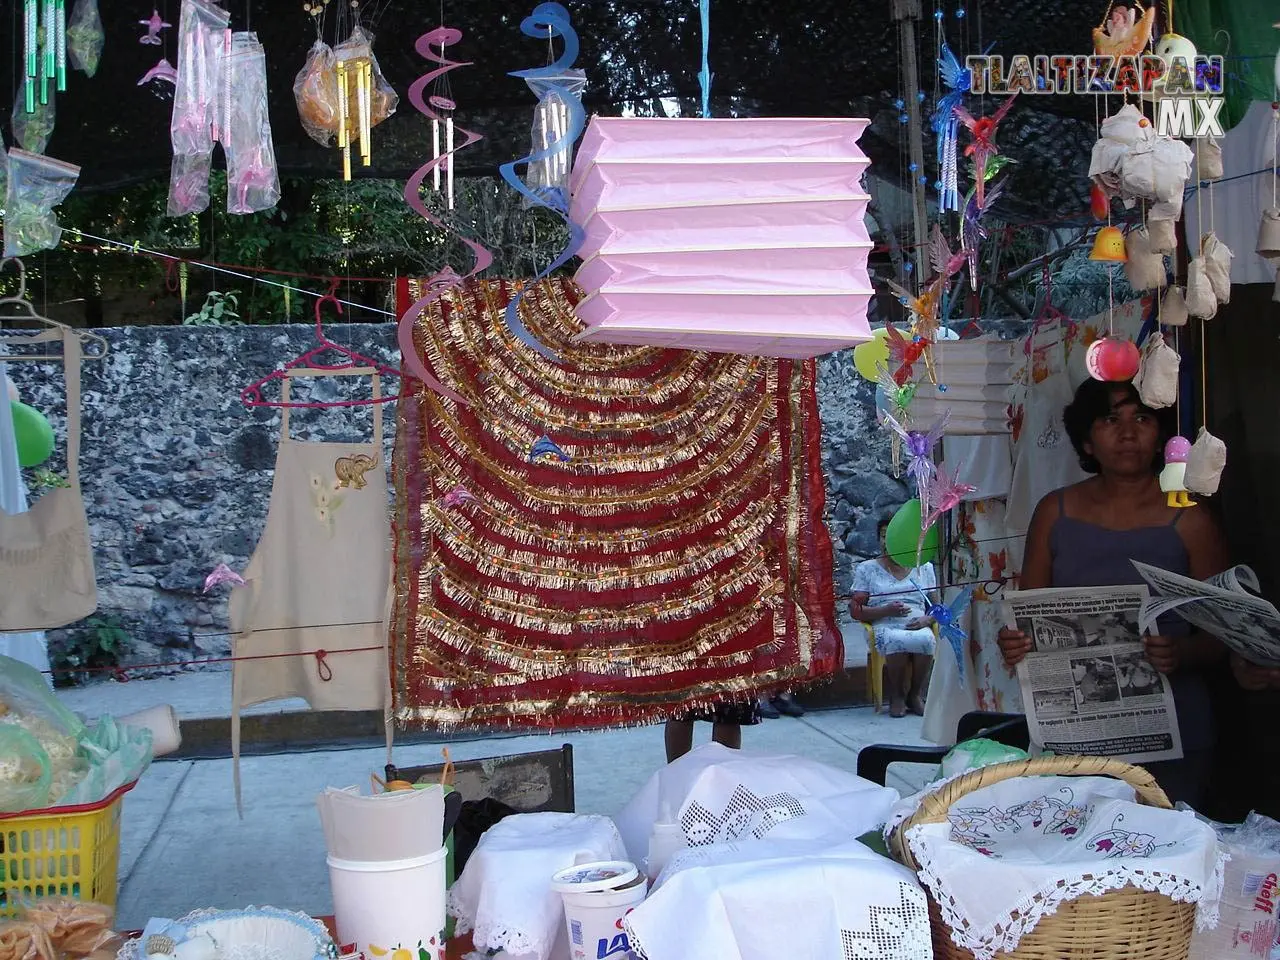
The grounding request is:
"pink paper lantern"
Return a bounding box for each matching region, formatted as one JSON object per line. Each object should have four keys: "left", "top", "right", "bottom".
{"left": 567, "top": 117, "right": 875, "bottom": 358}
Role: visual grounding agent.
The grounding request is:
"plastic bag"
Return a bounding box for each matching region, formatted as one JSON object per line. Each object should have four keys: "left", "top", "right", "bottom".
{"left": 225, "top": 33, "right": 280, "bottom": 214}
{"left": 167, "top": 0, "right": 230, "bottom": 216}
{"left": 938, "top": 738, "right": 1029, "bottom": 779}
{"left": 57, "top": 715, "right": 152, "bottom": 806}
{"left": 332, "top": 26, "right": 398, "bottom": 134}
{"left": 12, "top": 78, "right": 55, "bottom": 154}
{"left": 66, "top": 0, "right": 105, "bottom": 78}
{"left": 3, "top": 149, "right": 81, "bottom": 257}
{"left": 0, "top": 724, "right": 53, "bottom": 812}
{"left": 293, "top": 40, "right": 340, "bottom": 146}
{"left": 0, "top": 655, "right": 84, "bottom": 736}
{"left": 521, "top": 71, "right": 587, "bottom": 209}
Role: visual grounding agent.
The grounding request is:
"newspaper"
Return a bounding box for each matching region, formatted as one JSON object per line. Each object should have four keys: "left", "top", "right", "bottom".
{"left": 1133, "top": 562, "right": 1280, "bottom": 668}
{"left": 1003, "top": 585, "right": 1182, "bottom": 765}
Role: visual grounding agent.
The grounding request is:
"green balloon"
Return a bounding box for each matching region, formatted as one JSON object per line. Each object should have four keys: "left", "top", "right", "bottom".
{"left": 10, "top": 401, "right": 55, "bottom": 468}
{"left": 885, "top": 498, "right": 938, "bottom": 567}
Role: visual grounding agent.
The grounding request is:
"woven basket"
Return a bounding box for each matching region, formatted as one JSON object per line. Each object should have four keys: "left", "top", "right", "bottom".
{"left": 889, "top": 755, "right": 1196, "bottom": 960}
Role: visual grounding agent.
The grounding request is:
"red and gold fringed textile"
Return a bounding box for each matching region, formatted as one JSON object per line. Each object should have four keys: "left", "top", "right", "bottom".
{"left": 390, "top": 277, "right": 839, "bottom": 729}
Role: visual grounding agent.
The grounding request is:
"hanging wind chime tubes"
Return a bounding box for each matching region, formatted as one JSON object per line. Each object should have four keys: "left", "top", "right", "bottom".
{"left": 568, "top": 117, "right": 875, "bottom": 358}
{"left": 335, "top": 56, "right": 373, "bottom": 181}
{"left": 23, "top": 0, "right": 67, "bottom": 112}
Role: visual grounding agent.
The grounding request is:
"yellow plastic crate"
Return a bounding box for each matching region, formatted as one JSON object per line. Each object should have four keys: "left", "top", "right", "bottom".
{"left": 0, "top": 781, "right": 134, "bottom": 916}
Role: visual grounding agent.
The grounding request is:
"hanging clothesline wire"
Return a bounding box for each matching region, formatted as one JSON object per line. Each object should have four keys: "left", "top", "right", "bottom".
{"left": 61, "top": 229, "right": 397, "bottom": 317}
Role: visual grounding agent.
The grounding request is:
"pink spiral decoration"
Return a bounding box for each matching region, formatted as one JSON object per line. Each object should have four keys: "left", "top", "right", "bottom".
{"left": 397, "top": 27, "right": 494, "bottom": 406}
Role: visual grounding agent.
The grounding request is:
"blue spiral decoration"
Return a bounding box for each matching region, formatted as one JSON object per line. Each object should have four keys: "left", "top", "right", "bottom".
{"left": 498, "top": 2, "right": 586, "bottom": 361}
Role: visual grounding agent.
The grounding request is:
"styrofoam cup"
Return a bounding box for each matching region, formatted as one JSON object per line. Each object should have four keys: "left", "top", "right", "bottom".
{"left": 328, "top": 847, "right": 447, "bottom": 960}
{"left": 551, "top": 861, "right": 647, "bottom": 960}
{"left": 118, "top": 705, "right": 182, "bottom": 757}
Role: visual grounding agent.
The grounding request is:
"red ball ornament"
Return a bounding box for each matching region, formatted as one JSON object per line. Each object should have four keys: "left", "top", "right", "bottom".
{"left": 1089, "top": 183, "right": 1110, "bottom": 221}
{"left": 1085, "top": 336, "right": 1141, "bottom": 382}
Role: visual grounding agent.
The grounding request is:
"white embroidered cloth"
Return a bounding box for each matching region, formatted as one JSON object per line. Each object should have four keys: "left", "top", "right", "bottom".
{"left": 625, "top": 838, "right": 930, "bottom": 960}
{"left": 614, "top": 742, "right": 899, "bottom": 864}
{"left": 903, "top": 775, "right": 1224, "bottom": 960}
{"left": 447, "top": 812, "right": 627, "bottom": 960}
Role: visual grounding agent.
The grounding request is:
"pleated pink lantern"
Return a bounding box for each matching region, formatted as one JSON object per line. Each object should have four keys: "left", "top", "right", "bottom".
{"left": 568, "top": 117, "right": 875, "bottom": 358}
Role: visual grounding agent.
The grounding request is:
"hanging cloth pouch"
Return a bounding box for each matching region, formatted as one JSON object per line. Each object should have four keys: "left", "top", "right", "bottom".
{"left": 0, "top": 329, "right": 98, "bottom": 630}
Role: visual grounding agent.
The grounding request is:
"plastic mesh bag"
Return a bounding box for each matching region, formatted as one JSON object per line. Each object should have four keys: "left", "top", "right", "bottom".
{"left": 225, "top": 33, "right": 280, "bottom": 214}
{"left": 66, "top": 0, "right": 105, "bottom": 78}
{"left": 12, "top": 79, "right": 56, "bottom": 155}
{"left": 293, "top": 39, "right": 340, "bottom": 146}
{"left": 3, "top": 149, "right": 81, "bottom": 257}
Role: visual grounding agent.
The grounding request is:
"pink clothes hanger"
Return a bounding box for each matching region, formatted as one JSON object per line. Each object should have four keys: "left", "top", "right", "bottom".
{"left": 1023, "top": 260, "right": 1078, "bottom": 356}
{"left": 239, "top": 280, "right": 400, "bottom": 409}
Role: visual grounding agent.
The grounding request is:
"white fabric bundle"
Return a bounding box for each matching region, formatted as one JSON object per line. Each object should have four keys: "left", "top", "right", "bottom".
{"left": 1202, "top": 233, "right": 1234, "bottom": 304}
{"left": 904, "top": 775, "right": 1225, "bottom": 960}
{"left": 1124, "top": 227, "right": 1167, "bottom": 290}
{"left": 1088, "top": 104, "right": 1193, "bottom": 205}
{"left": 625, "top": 838, "right": 930, "bottom": 960}
{"left": 448, "top": 812, "right": 627, "bottom": 960}
{"left": 1186, "top": 258, "right": 1218, "bottom": 319}
{"left": 614, "top": 742, "right": 899, "bottom": 867}
{"left": 1147, "top": 214, "right": 1178, "bottom": 255}
{"left": 1185, "top": 426, "right": 1227, "bottom": 497}
{"left": 1199, "top": 136, "right": 1224, "bottom": 181}
{"left": 1133, "top": 332, "right": 1180, "bottom": 409}
{"left": 1161, "top": 285, "right": 1189, "bottom": 327}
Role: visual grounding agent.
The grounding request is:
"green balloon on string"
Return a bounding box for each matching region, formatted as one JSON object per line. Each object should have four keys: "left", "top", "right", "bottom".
{"left": 10, "top": 401, "right": 55, "bottom": 467}
{"left": 885, "top": 498, "right": 938, "bottom": 567}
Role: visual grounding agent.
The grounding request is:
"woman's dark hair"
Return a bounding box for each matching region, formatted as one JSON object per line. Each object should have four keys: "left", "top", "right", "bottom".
{"left": 1062, "top": 378, "right": 1174, "bottom": 474}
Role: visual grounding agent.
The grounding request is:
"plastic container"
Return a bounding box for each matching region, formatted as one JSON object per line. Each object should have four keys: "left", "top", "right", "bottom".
{"left": 644, "top": 809, "right": 685, "bottom": 884}
{"left": 328, "top": 847, "right": 448, "bottom": 960}
{"left": 0, "top": 781, "right": 134, "bottom": 917}
{"left": 551, "top": 860, "right": 648, "bottom": 960}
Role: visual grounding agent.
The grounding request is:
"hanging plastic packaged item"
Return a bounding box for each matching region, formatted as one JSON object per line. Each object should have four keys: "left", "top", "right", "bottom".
{"left": 225, "top": 32, "right": 280, "bottom": 214}
{"left": 3, "top": 149, "right": 80, "bottom": 257}
{"left": 330, "top": 26, "right": 398, "bottom": 180}
{"left": 167, "top": 0, "right": 231, "bottom": 216}
{"left": 521, "top": 70, "right": 586, "bottom": 208}
{"left": 11, "top": 76, "right": 55, "bottom": 154}
{"left": 66, "top": 0, "right": 104, "bottom": 77}
{"left": 293, "top": 39, "right": 340, "bottom": 146}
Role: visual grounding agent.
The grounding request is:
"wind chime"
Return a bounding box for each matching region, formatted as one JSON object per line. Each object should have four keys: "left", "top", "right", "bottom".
{"left": 335, "top": 54, "right": 372, "bottom": 180}
{"left": 427, "top": 39, "right": 457, "bottom": 209}
{"left": 23, "top": 0, "right": 67, "bottom": 112}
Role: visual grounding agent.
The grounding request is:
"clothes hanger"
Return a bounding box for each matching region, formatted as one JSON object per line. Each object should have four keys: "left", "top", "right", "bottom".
{"left": 239, "top": 279, "right": 400, "bottom": 409}
{"left": 0, "top": 257, "right": 110, "bottom": 361}
{"left": 1023, "top": 260, "right": 1077, "bottom": 357}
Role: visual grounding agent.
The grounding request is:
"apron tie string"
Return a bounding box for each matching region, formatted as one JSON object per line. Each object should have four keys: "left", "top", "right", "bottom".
{"left": 314, "top": 649, "right": 334, "bottom": 682}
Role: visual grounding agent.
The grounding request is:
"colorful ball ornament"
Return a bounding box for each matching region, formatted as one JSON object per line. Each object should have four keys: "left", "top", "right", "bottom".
{"left": 853, "top": 328, "right": 892, "bottom": 382}
{"left": 10, "top": 401, "right": 55, "bottom": 467}
{"left": 1085, "top": 336, "right": 1142, "bottom": 382}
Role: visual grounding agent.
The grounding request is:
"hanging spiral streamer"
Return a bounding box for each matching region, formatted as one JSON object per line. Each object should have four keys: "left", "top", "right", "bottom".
{"left": 396, "top": 26, "right": 492, "bottom": 406}
{"left": 497, "top": 2, "right": 587, "bottom": 361}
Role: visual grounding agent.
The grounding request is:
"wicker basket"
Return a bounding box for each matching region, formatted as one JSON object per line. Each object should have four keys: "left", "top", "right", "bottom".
{"left": 889, "top": 755, "right": 1197, "bottom": 960}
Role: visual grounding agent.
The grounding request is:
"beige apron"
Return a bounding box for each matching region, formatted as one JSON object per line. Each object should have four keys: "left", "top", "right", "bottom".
{"left": 229, "top": 370, "right": 391, "bottom": 808}
{"left": 0, "top": 329, "right": 98, "bottom": 630}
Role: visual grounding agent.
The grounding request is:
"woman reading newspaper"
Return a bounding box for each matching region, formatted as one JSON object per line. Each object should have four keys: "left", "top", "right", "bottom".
{"left": 997, "top": 378, "right": 1230, "bottom": 806}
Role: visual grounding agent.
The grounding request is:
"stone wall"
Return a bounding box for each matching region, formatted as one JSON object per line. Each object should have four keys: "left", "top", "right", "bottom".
{"left": 4, "top": 324, "right": 899, "bottom": 669}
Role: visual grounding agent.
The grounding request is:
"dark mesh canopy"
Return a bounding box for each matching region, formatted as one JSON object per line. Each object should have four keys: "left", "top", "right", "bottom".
{"left": 0, "top": 0, "right": 1119, "bottom": 221}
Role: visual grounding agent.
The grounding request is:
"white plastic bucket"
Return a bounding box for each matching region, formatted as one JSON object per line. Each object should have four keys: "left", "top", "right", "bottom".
{"left": 551, "top": 861, "right": 648, "bottom": 960}
{"left": 328, "top": 847, "right": 448, "bottom": 960}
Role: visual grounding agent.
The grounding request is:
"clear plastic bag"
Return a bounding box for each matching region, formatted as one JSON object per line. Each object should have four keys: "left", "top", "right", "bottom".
{"left": 3, "top": 149, "right": 81, "bottom": 257}
{"left": 66, "top": 0, "right": 105, "bottom": 78}
{"left": 58, "top": 715, "right": 152, "bottom": 806}
{"left": 938, "top": 738, "right": 1029, "bottom": 779}
{"left": 167, "top": 0, "right": 230, "bottom": 216}
{"left": 293, "top": 39, "right": 340, "bottom": 147}
{"left": 12, "top": 78, "right": 56, "bottom": 154}
{"left": 225, "top": 33, "right": 279, "bottom": 214}
{"left": 521, "top": 71, "right": 586, "bottom": 210}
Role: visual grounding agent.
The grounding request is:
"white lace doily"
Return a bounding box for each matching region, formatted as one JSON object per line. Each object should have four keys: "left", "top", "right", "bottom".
{"left": 116, "top": 907, "right": 333, "bottom": 960}
{"left": 903, "top": 775, "right": 1224, "bottom": 960}
{"left": 624, "top": 837, "right": 930, "bottom": 960}
{"left": 447, "top": 812, "right": 626, "bottom": 960}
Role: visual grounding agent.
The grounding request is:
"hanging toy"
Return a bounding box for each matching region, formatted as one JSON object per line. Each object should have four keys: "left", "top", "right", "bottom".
{"left": 876, "top": 361, "right": 919, "bottom": 478}
{"left": 883, "top": 321, "right": 934, "bottom": 386}
{"left": 1160, "top": 436, "right": 1196, "bottom": 508}
{"left": 1092, "top": 3, "right": 1156, "bottom": 59}
{"left": 1085, "top": 336, "right": 1141, "bottom": 382}
{"left": 1089, "top": 182, "right": 1110, "bottom": 221}
{"left": 918, "top": 584, "right": 975, "bottom": 681}
{"left": 138, "top": 58, "right": 178, "bottom": 93}
{"left": 440, "top": 484, "right": 478, "bottom": 509}
{"left": 917, "top": 467, "right": 976, "bottom": 567}
{"left": 138, "top": 9, "right": 171, "bottom": 44}
{"left": 933, "top": 43, "right": 971, "bottom": 214}
{"left": 953, "top": 91, "right": 1019, "bottom": 208}
{"left": 202, "top": 563, "right": 245, "bottom": 593}
{"left": 878, "top": 410, "right": 950, "bottom": 516}
{"left": 529, "top": 435, "right": 571, "bottom": 463}
{"left": 961, "top": 166, "right": 1008, "bottom": 291}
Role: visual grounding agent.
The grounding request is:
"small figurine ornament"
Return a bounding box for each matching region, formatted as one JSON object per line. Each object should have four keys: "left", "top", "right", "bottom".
{"left": 138, "top": 9, "right": 171, "bottom": 44}
{"left": 919, "top": 584, "right": 975, "bottom": 681}
{"left": 440, "top": 484, "right": 477, "bottom": 509}
{"left": 1160, "top": 436, "right": 1196, "bottom": 508}
{"left": 1092, "top": 3, "right": 1156, "bottom": 59}
{"left": 879, "top": 410, "right": 950, "bottom": 515}
{"left": 529, "top": 435, "right": 571, "bottom": 463}
{"left": 953, "top": 91, "right": 1019, "bottom": 208}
